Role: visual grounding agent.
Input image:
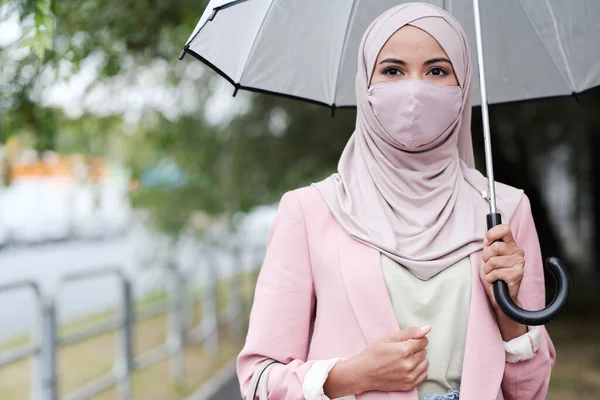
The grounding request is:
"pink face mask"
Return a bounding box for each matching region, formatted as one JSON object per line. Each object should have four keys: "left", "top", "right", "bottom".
{"left": 367, "top": 79, "right": 462, "bottom": 150}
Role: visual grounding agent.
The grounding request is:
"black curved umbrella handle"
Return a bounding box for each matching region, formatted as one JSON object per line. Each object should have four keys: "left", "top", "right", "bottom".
{"left": 487, "top": 213, "right": 571, "bottom": 326}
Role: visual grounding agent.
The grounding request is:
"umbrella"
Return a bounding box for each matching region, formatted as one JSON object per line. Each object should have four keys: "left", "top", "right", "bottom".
{"left": 179, "top": 0, "right": 578, "bottom": 325}
{"left": 179, "top": 0, "right": 600, "bottom": 108}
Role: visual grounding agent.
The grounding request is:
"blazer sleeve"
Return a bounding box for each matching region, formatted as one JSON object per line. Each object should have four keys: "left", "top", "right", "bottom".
{"left": 237, "top": 190, "right": 319, "bottom": 399}
{"left": 501, "top": 194, "right": 557, "bottom": 400}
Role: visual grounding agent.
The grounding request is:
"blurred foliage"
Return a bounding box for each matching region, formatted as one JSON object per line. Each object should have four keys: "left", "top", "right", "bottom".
{"left": 1, "top": 0, "right": 359, "bottom": 237}
{"left": 126, "top": 99, "right": 356, "bottom": 235}
{"left": 1, "top": 0, "right": 211, "bottom": 235}
{"left": 0, "top": 0, "right": 202, "bottom": 149}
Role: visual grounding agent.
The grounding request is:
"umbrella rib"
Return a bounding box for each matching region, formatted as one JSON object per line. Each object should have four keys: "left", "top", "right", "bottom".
{"left": 237, "top": 0, "right": 278, "bottom": 85}
{"left": 330, "top": 0, "right": 360, "bottom": 107}
{"left": 516, "top": 0, "right": 576, "bottom": 93}
{"left": 542, "top": 0, "right": 576, "bottom": 91}
{"left": 185, "top": 46, "right": 356, "bottom": 108}
{"left": 181, "top": 0, "right": 251, "bottom": 58}
{"left": 186, "top": 0, "right": 251, "bottom": 47}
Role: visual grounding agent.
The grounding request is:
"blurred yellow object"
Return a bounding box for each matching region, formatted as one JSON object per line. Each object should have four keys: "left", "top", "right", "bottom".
{"left": 2, "top": 149, "right": 108, "bottom": 181}
{"left": 4, "top": 137, "right": 22, "bottom": 160}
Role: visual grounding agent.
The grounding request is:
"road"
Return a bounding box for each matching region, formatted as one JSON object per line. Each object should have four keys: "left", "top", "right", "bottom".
{"left": 208, "top": 372, "right": 242, "bottom": 400}
{"left": 0, "top": 223, "right": 263, "bottom": 342}
{"left": 187, "top": 363, "right": 242, "bottom": 400}
{"left": 0, "top": 226, "right": 164, "bottom": 341}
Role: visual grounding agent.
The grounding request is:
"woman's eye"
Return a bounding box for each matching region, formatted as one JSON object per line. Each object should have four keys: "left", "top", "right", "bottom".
{"left": 428, "top": 67, "right": 449, "bottom": 77}
{"left": 383, "top": 67, "right": 403, "bottom": 76}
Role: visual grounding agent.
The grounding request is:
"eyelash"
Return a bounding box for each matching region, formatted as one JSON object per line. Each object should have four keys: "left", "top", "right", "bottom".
{"left": 383, "top": 67, "right": 403, "bottom": 76}
{"left": 428, "top": 66, "right": 449, "bottom": 77}
{"left": 382, "top": 66, "right": 450, "bottom": 77}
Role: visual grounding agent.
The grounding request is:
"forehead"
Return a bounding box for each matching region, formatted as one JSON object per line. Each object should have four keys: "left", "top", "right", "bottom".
{"left": 364, "top": 15, "right": 467, "bottom": 86}
{"left": 377, "top": 25, "right": 448, "bottom": 59}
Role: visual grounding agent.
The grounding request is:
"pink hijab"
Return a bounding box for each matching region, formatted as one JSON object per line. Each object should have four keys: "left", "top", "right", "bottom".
{"left": 313, "top": 3, "right": 523, "bottom": 280}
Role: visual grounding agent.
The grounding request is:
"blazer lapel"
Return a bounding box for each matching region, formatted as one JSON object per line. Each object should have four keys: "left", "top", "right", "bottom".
{"left": 459, "top": 252, "right": 506, "bottom": 400}
{"left": 338, "top": 230, "right": 418, "bottom": 400}
{"left": 337, "top": 229, "right": 399, "bottom": 344}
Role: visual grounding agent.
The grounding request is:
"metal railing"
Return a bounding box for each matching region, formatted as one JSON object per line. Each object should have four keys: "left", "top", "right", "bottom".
{"left": 0, "top": 239, "right": 260, "bottom": 400}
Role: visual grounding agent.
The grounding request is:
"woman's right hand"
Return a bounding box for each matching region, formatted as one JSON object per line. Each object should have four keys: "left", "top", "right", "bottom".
{"left": 324, "top": 326, "right": 431, "bottom": 397}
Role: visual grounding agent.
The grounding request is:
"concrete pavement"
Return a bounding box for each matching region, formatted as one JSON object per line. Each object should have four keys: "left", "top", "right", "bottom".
{"left": 187, "top": 361, "right": 242, "bottom": 400}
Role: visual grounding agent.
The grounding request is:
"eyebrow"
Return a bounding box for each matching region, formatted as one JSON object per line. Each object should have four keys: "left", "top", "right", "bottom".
{"left": 378, "top": 57, "right": 453, "bottom": 66}
{"left": 378, "top": 58, "right": 407, "bottom": 66}
{"left": 424, "top": 57, "right": 452, "bottom": 65}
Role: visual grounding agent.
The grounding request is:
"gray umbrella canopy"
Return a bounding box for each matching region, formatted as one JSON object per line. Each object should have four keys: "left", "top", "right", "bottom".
{"left": 181, "top": 0, "right": 600, "bottom": 108}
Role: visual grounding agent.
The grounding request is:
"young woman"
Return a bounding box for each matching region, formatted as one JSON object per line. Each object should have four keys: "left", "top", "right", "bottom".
{"left": 237, "top": 3, "right": 555, "bottom": 399}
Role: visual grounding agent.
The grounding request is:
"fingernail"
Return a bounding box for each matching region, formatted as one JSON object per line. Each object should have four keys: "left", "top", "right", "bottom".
{"left": 420, "top": 325, "right": 431, "bottom": 333}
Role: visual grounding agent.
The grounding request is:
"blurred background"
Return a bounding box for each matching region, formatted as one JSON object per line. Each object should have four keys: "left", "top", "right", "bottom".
{"left": 0, "top": 0, "right": 599, "bottom": 399}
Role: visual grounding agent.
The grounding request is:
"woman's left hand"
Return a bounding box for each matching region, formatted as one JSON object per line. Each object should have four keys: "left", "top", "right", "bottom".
{"left": 481, "top": 224, "right": 525, "bottom": 311}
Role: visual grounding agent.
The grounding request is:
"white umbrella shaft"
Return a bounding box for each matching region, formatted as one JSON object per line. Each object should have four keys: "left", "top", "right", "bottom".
{"left": 472, "top": 0, "right": 497, "bottom": 215}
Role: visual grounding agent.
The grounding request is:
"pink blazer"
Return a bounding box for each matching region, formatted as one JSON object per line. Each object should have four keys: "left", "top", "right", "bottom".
{"left": 237, "top": 186, "right": 556, "bottom": 400}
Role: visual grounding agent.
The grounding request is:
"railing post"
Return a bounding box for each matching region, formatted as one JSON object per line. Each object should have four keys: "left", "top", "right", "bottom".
{"left": 28, "top": 285, "right": 41, "bottom": 400}
{"left": 202, "top": 250, "right": 219, "bottom": 355}
{"left": 116, "top": 278, "right": 134, "bottom": 399}
{"left": 37, "top": 298, "right": 58, "bottom": 400}
{"left": 184, "top": 284, "right": 196, "bottom": 334}
{"left": 167, "top": 261, "right": 185, "bottom": 385}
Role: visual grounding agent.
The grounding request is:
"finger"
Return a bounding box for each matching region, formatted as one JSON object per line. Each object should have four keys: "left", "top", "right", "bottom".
{"left": 401, "top": 356, "right": 429, "bottom": 384}
{"left": 483, "top": 254, "right": 521, "bottom": 274}
{"left": 484, "top": 254, "right": 525, "bottom": 275}
{"left": 414, "top": 369, "right": 428, "bottom": 386}
{"left": 482, "top": 241, "right": 519, "bottom": 263}
{"left": 484, "top": 266, "right": 524, "bottom": 286}
{"left": 403, "top": 337, "right": 429, "bottom": 354}
{"left": 411, "top": 358, "right": 429, "bottom": 381}
{"left": 399, "top": 348, "right": 426, "bottom": 372}
{"left": 394, "top": 338, "right": 427, "bottom": 358}
{"left": 408, "top": 348, "right": 427, "bottom": 367}
{"left": 485, "top": 224, "right": 515, "bottom": 245}
{"left": 388, "top": 326, "right": 431, "bottom": 342}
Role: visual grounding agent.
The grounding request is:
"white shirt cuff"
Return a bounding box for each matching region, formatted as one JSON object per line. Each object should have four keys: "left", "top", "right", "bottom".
{"left": 504, "top": 326, "right": 541, "bottom": 363}
{"left": 302, "top": 358, "right": 357, "bottom": 400}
